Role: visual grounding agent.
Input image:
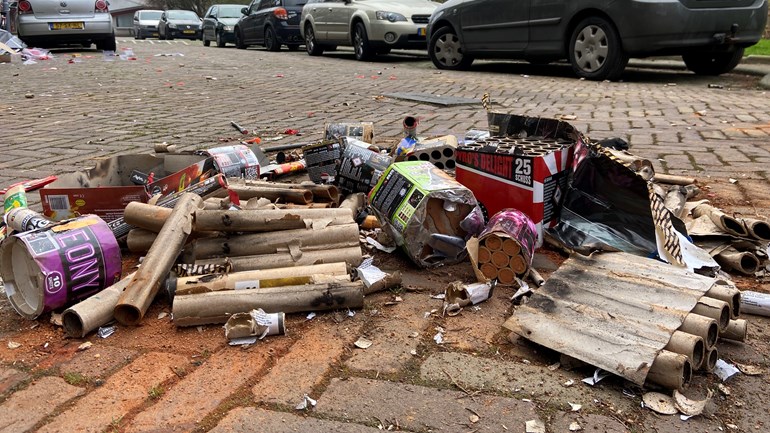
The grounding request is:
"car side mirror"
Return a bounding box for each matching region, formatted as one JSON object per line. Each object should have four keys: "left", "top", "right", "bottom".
{"left": 241, "top": 7, "right": 248, "bottom": 15}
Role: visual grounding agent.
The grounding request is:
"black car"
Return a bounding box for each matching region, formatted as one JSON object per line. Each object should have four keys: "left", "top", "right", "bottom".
{"left": 202, "top": 4, "right": 243, "bottom": 47}
{"left": 158, "top": 9, "right": 202, "bottom": 40}
{"left": 235, "top": 0, "right": 304, "bottom": 51}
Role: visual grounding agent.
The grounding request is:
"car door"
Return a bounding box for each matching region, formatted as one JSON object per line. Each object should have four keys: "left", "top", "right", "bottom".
{"left": 203, "top": 6, "right": 216, "bottom": 40}
{"left": 240, "top": 0, "right": 260, "bottom": 42}
{"left": 460, "top": 0, "right": 530, "bottom": 52}
{"left": 304, "top": 0, "right": 335, "bottom": 41}
{"left": 527, "top": 0, "right": 568, "bottom": 53}
{"left": 324, "top": 0, "right": 353, "bottom": 43}
{"left": 252, "top": 0, "right": 275, "bottom": 44}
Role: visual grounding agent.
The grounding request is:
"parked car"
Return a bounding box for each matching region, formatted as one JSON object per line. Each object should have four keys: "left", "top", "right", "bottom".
{"left": 235, "top": 0, "right": 304, "bottom": 51}
{"left": 300, "top": 0, "right": 438, "bottom": 60}
{"left": 202, "top": 4, "right": 242, "bottom": 47}
{"left": 14, "top": 0, "right": 116, "bottom": 50}
{"left": 427, "top": 0, "right": 769, "bottom": 81}
{"left": 158, "top": 9, "right": 202, "bottom": 40}
{"left": 133, "top": 9, "right": 163, "bottom": 39}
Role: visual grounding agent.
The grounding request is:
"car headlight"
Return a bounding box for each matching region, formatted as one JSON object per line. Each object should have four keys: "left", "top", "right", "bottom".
{"left": 224, "top": 25, "right": 233, "bottom": 31}
{"left": 169, "top": 23, "right": 177, "bottom": 29}
{"left": 375, "top": 11, "right": 406, "bottom": 22}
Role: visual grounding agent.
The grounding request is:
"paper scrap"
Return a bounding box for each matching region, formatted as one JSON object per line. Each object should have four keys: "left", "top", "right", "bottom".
{"left": 714, "top": 359, "right": 741, "bottom": 381}
{"left": 582, "top": 369, "right": 611, "bottom": 386}
{"left": 525, "top": 419, "right": 545, "bottom": 433}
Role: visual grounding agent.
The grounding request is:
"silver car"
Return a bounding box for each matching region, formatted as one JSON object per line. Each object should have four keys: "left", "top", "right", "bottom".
{"left": 133, "top": 9, "right": 162, "bottom": 40}
{"left": 300, "top": 0, "right": 438, "bottom": 60}
{"left": 427, "top": 0, "right": 768, "bottom": 81}
{"left": 14, "top": 0, "right": 116, "bottom": 50}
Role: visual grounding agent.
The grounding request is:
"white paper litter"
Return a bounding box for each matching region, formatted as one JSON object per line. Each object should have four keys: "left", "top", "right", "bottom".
{"left": 569, "top": 403, "right": 582, "bottom": 412}
{"left": 365, "top": 236, "right": 397, "bottom": 253}
{"left": 582, "top": 369, "right": 611, "bottom": 386}
{"left": 228, "top": 336, "right": 258, "bottom": 346}
{"left": 525, "top": 419, "right": 545, "bottom": 433}
{"left": 295, "top": 394, "right": 317, "bottom": 410}
{"left": 714, "top": 359, "right": 741, "bottom": 381}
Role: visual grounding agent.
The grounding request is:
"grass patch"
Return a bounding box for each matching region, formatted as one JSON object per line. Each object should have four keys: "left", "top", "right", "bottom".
{"left": 62, "top": 372, "right": 88, "bottom": 386}
{"left": 148, "top": 385, "right": 165, "bottom": 399}
{"left": 745, "top": 39, "right": 770, "bottom": 56}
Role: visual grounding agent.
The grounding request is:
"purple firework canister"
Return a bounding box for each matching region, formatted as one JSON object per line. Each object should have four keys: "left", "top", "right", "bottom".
{"left": 479, "top": 209, "right": 537, "bottom": 276}
{"left": 0, "top": 214, "right": 122, "bottom": 319}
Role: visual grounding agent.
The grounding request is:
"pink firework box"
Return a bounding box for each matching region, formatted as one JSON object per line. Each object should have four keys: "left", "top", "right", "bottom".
{"left": 455, "top": 113, "right": 589, "bottom": 246}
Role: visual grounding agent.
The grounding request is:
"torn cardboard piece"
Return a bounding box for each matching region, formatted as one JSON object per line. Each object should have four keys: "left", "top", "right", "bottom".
{"left": 442, "top": 280, "right": 494, "bottom": 316}
{"left": 224, "top": 309, "right": 285, "bottom": 341}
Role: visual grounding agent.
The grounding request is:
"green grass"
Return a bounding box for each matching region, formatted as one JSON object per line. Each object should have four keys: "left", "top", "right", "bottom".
{"left": 745, "top": 39, "right": 770, "bottom": 56}
{"left": 148, "top": 385, "right": 165, "bottom": 399}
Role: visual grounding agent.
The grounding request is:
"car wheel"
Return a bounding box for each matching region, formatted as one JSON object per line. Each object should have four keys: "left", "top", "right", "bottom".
{"left": 96, "top": 36, "right": 116, "bottom": 51}
{"left": 235, "top": 29, "right": 246, "bottom": 49}
{"left": 134, "top": 30, "right": 140, "bottom": 40}
{"left": 158, "top": 29, "right": 165, "bottom": 40}
{"left": 265, "top": 26, "right": 280, "bottom": 51}
{"left": 287, "top": 44, "right": 300, "bottom": 51}
{"left": 353, "top": 22, "right": 373, "bottom": 61}
{"left": 202, "top": 32, "right": 211, "bottom": 46}
{"left": 305, "top": 24, "right": 324, "bottom": 56}
{"left": 568, "top": 16, "right": 627, "bottom": 81}
{"left": 428, "top": 26, "right": 473, "bottom": 70}
{"left": 167, "top": 32, "right": 174, "bottom": 41}
{"left": 682, "top": 48, "right": 744, "bottom": 76}
{"left": 216, "top": 31, "right": 226, "bottom": 47}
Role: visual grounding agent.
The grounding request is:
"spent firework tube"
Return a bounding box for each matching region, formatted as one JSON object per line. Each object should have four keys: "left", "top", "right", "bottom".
{"left": 3, "top": 184, "right": 28, "bottom": 213}
{"left": 4, "top": 207, "right": 53, "bottom": 233}
{"left": 740, "top": 290, "right": 770, "bottom": 317}
{"left": 0, "top": 214, "right": 122, "bottom": 319}
{"left": 480, "top": 209, "right": 538, "bottom": 268}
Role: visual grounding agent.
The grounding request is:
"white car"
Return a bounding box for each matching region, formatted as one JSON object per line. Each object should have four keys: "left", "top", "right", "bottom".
{"left": 300, "top": 0, "right": 438, "bottom": 60}
{"left": 14, "top": 0, "right": 116, "bottom": 50}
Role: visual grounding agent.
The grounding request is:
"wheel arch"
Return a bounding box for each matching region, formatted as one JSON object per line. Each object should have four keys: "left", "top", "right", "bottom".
{"left": 349, "top": 13, "right": 370, "bottom": 44}
{"left": 563, "top": 9, "right": 622, "bottom": 54}
{"left": 429, "top": 19, "right": 464, "bottom": 45}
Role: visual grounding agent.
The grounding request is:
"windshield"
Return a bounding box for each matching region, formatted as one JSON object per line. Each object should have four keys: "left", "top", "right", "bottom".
{"left": 141, "top": 11, "right": 162, "bottom": 20}
{"left": 219, "top": 6, "right": 243, "bottom": 17}
{"left": 168, "top": 10, "right": 199, "bottom": 20}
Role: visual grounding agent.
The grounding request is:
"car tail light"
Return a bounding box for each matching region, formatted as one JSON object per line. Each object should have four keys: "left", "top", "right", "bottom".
{"left": 95, "top": 0, "right": 109, "bottom": 13}
{"left": 17, "top": 0, "right": 33, "bottom": 14}
{"left": 273, "top": 7, "right": 288, "bottom": 20}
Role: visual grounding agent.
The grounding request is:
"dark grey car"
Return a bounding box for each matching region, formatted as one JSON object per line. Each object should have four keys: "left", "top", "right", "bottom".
{"left": 235, "top": 0, "right": 305, "bottom": 51}
{"left": 427, "top": 0, "right": 769, "bottom": 80}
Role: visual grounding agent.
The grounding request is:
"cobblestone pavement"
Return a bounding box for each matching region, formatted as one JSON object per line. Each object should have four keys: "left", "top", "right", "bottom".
{"left": 1, "top": 39, "right": 770, "bottom": 433}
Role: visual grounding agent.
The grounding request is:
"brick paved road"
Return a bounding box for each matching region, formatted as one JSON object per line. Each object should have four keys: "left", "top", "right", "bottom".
{"left": 1, "top": 39, "right": 769, "bottom": 433}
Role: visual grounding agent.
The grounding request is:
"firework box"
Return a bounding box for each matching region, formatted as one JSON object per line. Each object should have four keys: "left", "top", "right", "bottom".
{"left": 335, "top": 138, "right": 393, "bottom": 195}
{"left": 402, "top": 135, "right": 459, "bottom": 170}
{"left": 39, "top": 154, "right": 214, "bottom": 222}
{"left": 455, "top": 113, "right": 588, "bottom": 245}
{"left": 324, "top": 122, "right": 375, "bottom": 144}
{"left": 303, "top": 139, "right": 342, "bottom": 184}
{"left": 368, "top": 161, "right": 484, "bottom": 268}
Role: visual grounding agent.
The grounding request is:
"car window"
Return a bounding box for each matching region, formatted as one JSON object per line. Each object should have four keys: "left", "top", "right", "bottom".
{"left": 208, "top": 6, "right": 217, "bottom": 17}
{"left": 258, "top": 0, "right": 273, "bottom": 10}
{"left": 219, "top": 5, "right": 243, "bottom": 17}
{"left": 168, "top": 10, "right": 199, "bottom": 20}
{"left": 141, "top": 11, "right": 162, "bottom": 20}
{"left": 284, "top": 0, "right": 305, "bottom": 6}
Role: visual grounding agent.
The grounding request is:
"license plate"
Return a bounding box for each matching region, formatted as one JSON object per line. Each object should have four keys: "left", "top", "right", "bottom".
{"left": 51, "top": 22, "right": 84, "bottom": 30}
{"left": 417, "top": 27, "right": 426, "bottom": 36}
{"left": 183, "top": 30, "right": 195, "bottom": 34}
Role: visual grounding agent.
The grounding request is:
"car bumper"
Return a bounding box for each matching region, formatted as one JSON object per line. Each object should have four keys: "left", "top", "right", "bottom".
{"left": 221, "top": 30, "right": 236, "bottom": 43}
{"left": 617, "top": 0, "right": 768, "bottom": 54}
{"left": 17, "top": 15, "right": 113, "bottom": 39}
{"left": 168, "top": 28, "right": 201, "bottom": 39}
{"left": 367, "top": 21, "right": 428, "bottom": 49}
{"left": 276, "top": 25, "right": 302, "bottom": 44}
{"left": 136, "top": 25, "right": 159, "bottom": 36}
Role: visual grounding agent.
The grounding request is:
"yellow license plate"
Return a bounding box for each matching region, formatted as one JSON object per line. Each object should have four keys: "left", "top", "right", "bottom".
{"left": 418, "top": 27, "right": 426, "bottom": 36}
{"left": 51, "top": 22, "right": 84, "bottom": 30}
{"left": 183, "top": 30, "right": 195, "bottom": 34}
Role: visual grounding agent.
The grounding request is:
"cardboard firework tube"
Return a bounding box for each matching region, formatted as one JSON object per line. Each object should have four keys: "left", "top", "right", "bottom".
{"left": 664, "top": 330, "right": 705, "bottom": 370}
{"left": 691, "top": 203, "right": 748, "bottom": 237}
{"left": 4, "top": 207, "right": 53, "bottom": 232}
{"left": 169, "top": 262, "right": 349, "bottom": 297}
{"left": 699, "top": 347, "right": 718, "bottom": 372}
{"left": 502, "top": 238, "right": 521, "bottom": 257}
{"left": 188, "top": 223, "right": 360, "bottom": 259}
{"left": 510, "top": 254, "right": 528, "bottom": 276}
{"left": 720, "top": 319, "right": 748, "bottom": 342}
{"left": 273, "top": 203, "right": 333, "bottom": 209}
{"left": 62, "top": 272, "right": 136, "bottom": 338}
{"left": 497, "top": 267, "right": 516, "bottom": 285}
{"left": 196, "top": 246, "right": 363, "bottom": 272}
{"left": 338, "top": 192, "right": 366, "bottom": 217}
{"left": 477, "top": 246, "right": 492, "bottom": 264}
{"left": 714, "top": 247, "right": 760, "bottom": 275}
{"left": 124, "top": 202, "right": 173, "bottom": 233}
{"left": 403, "top": 115, "right": 418, "bottom": 137}
{"left": 653, "top": 173, "right": 696, "bottom": 186}
{"left": 706, "top": 283, "right": 741, "bottom": 319}
{"left": 678, "top": 313, "right": 719, "bottom": 348}
{"left": 646, "top": 349, "right": 692, "bottom": 390}
{"left": 740, "top": 290, "right": 770, "bottom": 317}
{"left": 527, "top": 268, "right": 545, "bottom": 287}
{"left": 691, "top": 297, "right": 731, "bottom": 332}
{"left": 114, "top": 193, "right": 201, "bottom": 326}
{"left": 741, "top": 217, "right": 770, "bottom": 241}
{"left": 226, "top": 184, "right": 313, "bottom": 205}
{"left": 240, "top": 180, "right": 340, "bottom": 204}
{"left": 491, "top": 251, "right": 510, "bottom": 268}
{"left": 480, "top": 263, "right": 498, "bottom": 280}
{"left": 172, "top": 281, "right": 365, "bottom": 326}
{"left": 126, "top": 228, "right": 161, "bottom": 253}
{"left": 483, "top": 235, "right": 503, "bottom": 251}
{"left": 194, "top": 208, "right": 354, "bottom": 232}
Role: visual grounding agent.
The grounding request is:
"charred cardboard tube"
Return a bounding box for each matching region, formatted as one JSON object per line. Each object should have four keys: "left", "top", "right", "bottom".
{"left": 172, "top": 281, "right": 365, "bottom": 326}
{"left": 188, "top": 223, "right": 360, "bottom": 260}
{"left": 527, "top": 268, "right": 545, "bottom": 287}
{"left": 664, "top": 330, "right": 705, "bottom": 370}
{"left": 691, "top": 203, "right": 748, "bottom": 237}
{"left": 226, "top": 184, "right": 313, "bottom": 205}
{"left": 195, "top": 246, "right": 363, "bottom": 272}
{"left": 195, "top": 208, "right": 355, "bottom": 232}
{"left": 714, "top": 247, "right": 760, "bottom": 275}
{"left": 719, "top": 319, "right": 748, "bottom": 342}
{"left": 646, "top": 350, "right": 692, "bottom": 391}
{"left": 403, "top": 116, "right": 418, "bottom": 137}
{"left": 691, "top": 297, "right": 731, "bottom": 332}
{"left": 169, "top": 262, "right": 349, "bottom": 297}
{"left": 653, "top": 173, "right": 696, "bottom": 186}
{"left": 699, "top": 347, "right": 718, "bottom": 372}
{"left": 237, "top": 180, "right": 340, "bottom": 204}
{"left": 338, "top": 193, "right": 366, "bottom": 216}
{"left": 706, "top": 283, "right": 741, "bottom": 319}
{"left": 114, "top": 193, "right": 201, "bottom": 326}
{"left": 62, "top": 272, "right": 136, "bottom": 338}
{"left": 678, "top": 313, "right": 719, "bottom": 348}
{"left": 741, "top": 217, "right": 770, "bottom": 241}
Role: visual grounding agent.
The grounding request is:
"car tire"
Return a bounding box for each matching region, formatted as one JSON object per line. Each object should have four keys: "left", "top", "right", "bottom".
{"left": 682, "top": 48, "right": 744, "bottom": 76}
{"left": 305, "top": 24, "right": 324, "bottom": 56}
{"left": 167, "top": 32, "right": 174, "bottom": 41}
{"left": 568, "top": 16, "right": 627, "bottom": 81}
{"left": 96, "top": 36, "right": 116, "bottom": 51}
{"left": 235, "top": 29, "right": 247, "bottom": 49}
{"left": 353, "top": 22, "right": 373, "bottom": 61}
{"left": 134, "top": 30, "right": 141, "bottom": 40}
{"left": 428, "top": 26, "right": 473, "bottom": 70}
{"left": 202, "top": 32, "right": 211, "bottom": 46}
{"left": 265, "top": 26, "right": 280, "bottom": 51}
{"left": 158, "top": 29, "right": 165, "bottom": 40}
{"left": 216, "top": 31, "right": 226, "bottom": 47}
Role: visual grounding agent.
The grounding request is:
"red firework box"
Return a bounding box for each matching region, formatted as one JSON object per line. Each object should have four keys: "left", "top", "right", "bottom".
{"left": 455, "top": 113, "right": 589, "bottom": 246}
